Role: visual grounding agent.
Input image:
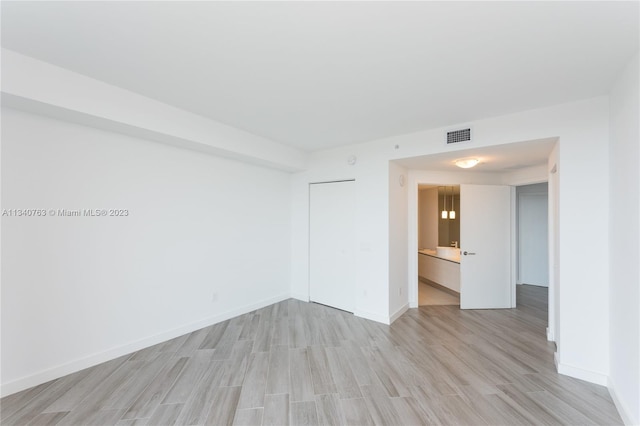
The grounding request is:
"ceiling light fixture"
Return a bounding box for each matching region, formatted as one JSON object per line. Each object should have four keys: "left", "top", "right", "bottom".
{"left": 454, "top": 158, "right": 480, "bottom": 169}
{"left": 449, "top": 186, "right": 456, "bottom": 219}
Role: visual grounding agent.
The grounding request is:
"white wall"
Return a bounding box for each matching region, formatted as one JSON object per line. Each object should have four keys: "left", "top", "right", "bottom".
{"left": 290, "top": 151, "right": 390, "bottom": 323}
{"left": 291, "top": 97, "right": 611, "bottom": 386}
{"left": 388, "top": 162, "right": 409, "bottom": 321}
{"left": 2, "top": 49, "right": 307, "bottom": 172}
{"left": 608, "top": 52, "right": 639, "bottom": 426}
{"left": 501, "top": 164, "right": 548, "bottom": 186}
{"left": 1, "top": 108, "right": 292, "bottom": 396}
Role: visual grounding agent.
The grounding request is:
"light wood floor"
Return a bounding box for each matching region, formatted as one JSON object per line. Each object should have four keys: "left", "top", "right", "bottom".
{"left": 1, "top": 285, "right": 622, "bottom": 425}
{"left": 418, "top": 282, "right": 460, "bottom": 306}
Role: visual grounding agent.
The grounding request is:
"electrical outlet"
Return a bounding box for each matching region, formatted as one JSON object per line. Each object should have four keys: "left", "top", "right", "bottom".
{"left": 211, "top": 292, "right": 218, "bottom": 303}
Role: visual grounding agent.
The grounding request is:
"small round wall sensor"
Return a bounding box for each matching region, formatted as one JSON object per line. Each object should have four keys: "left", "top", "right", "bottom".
{"left": 399, "top": 175, "right": 405, "bottom": 187}
{"left": 347, "top": 155, "right": 357, "bottom": 165}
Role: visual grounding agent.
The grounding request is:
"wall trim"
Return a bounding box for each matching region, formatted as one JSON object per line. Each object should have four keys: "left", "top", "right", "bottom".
{"left": 355, "top": 303, "right": 409, "bottom": 325}
{"left": 0, "top": 292, "right": 290, "bottom": 397}
{"left": 290, "top": 293, "right": 310, "bottom": 302}
{"left": 607, "top": 377, "right": 637, "bottom": 426}
{"left": 546, "top": 327, "right": 555, "bottom": 341}
{"left": 389, "top": 303, "right": 409, "bottom": 324}
{"left": 355, "top": 309, "right": 390, "bottom": 325}
{"left": 556, "top": 362, "right": 608, "bottom": 386}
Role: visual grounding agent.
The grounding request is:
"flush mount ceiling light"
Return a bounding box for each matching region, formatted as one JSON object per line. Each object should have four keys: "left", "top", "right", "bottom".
{"left": 454, "top": 158, "right": 480, "bottom": 169}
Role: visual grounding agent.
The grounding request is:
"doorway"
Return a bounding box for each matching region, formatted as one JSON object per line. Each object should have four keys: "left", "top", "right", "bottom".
{"left": 417, "top": 185, "right": 460, "bottom": 306}
{"left": 400, "top": 138, "right": 557, "bottom": 323}
{"left": 415, "top": 183, "right": 513, "bottom": 309}
{"left": 517, "top": 183, "right": 549, "bottom": 287}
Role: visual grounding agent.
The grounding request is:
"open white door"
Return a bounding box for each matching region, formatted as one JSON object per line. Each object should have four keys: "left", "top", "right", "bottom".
{"left": 460, "top": 184, "right": 512, "bottom": 309}
{"left": 309, "top": 180, "right": 356, "bottom": 312}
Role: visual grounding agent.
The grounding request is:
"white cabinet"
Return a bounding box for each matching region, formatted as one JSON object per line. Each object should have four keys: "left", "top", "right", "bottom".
{"left": 418, "top": 254, "right": 460, "bottom": 293}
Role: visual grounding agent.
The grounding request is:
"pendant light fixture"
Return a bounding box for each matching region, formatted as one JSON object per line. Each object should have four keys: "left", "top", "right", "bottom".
{"left": 449, "top": 186, "right": 456, "bottom": 219}
{"left": 441, "top": 186, "right": 448, "bottom": 219}
{"left": 454, "top": 158, "right": 480, "bottom": 169}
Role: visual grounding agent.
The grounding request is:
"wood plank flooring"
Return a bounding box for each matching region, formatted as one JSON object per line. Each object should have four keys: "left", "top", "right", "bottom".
{"left": 1, "top": 285, "right": 623, "bottom": 425}
{"left": 418, "top": 282, "right": 460, "bottom": 306}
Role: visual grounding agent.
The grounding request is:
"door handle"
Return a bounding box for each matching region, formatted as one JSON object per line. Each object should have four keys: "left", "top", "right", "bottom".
{"left": 463, "top": 251, "right": 476, "bottom": 256}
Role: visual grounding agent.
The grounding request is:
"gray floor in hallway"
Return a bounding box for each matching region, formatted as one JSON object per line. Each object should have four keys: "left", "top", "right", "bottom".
{"left": 1, "top": 285, "right": 623, "bottom": 425}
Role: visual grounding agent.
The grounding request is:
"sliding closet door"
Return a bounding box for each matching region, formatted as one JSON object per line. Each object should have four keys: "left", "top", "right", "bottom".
{"left": 309, "top": 180, "right": 356, "bottom": 313}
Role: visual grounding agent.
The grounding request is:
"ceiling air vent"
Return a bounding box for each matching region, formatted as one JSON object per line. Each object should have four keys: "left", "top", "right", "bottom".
{"left": 446, "top": 128, "right": 472, "bottom": 145}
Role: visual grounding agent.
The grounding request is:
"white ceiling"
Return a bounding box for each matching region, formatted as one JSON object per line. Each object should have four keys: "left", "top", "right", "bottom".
{"left": 1, "top": 2, "right": 638, "bottom": 152}
{"left": 396, "top": 138, "right": 558, "bottom": 172}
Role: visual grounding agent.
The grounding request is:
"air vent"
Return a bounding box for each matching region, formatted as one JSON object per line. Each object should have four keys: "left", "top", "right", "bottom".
{"left": 446, "top": 128, "right": 471, "bottom": 145}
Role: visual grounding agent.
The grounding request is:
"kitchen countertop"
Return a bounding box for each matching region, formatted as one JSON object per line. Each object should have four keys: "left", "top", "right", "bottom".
{"left": 418, "top": 248, "right": 461, "bottom": 264}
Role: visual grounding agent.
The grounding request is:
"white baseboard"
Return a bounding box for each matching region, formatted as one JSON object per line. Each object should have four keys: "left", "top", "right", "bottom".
{"left": 556, "top": 362, "right": 608, "bottom": 386}
{"left": 290, "top": 293, "right": 310, "bottom": 302}
{"left": 0, "top": 292, "right": 290, "bottom": 397}
{"left": 355, "top": 303, "right": 409, "bottom": 325}
{"left": 546, "top": 327, "right": 555, "bottom": 341}
{"left": 389, "top": 303, "right": 409, "bottom": 324}
{"left": 608, "top": 377, "right": 638, "bottom": 426}
{"left": 354, "top": 309, "right": 390, "bottom": 325}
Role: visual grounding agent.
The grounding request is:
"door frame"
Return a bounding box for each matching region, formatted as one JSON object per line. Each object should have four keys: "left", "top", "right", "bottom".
{"left": 516, "top": 187, "right": 550, "bottom": 287}
{"left": 408, "top": 176, "right": 552, "bottom": 313}
{"left": 409, "top": 179, "right": 467, "bottom": 308}
{"left": 308, "top": 179, "right": 357, "bottom": 312}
